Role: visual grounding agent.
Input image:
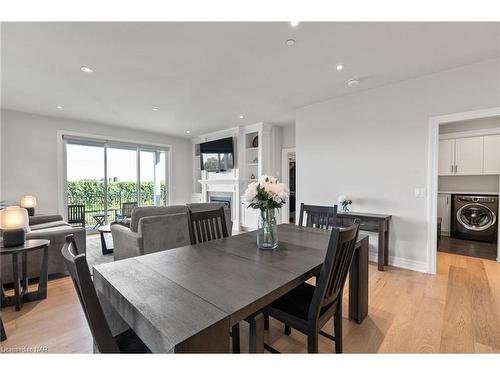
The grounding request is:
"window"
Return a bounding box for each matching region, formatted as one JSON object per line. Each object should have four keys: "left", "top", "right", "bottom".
{"left": 64, "top": 135, "right": 169, "bottom": 230}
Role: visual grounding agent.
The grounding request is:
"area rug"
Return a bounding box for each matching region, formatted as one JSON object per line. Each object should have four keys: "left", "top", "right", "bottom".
{"left": 86, "top": 234, "right": 114, "bottom": 273}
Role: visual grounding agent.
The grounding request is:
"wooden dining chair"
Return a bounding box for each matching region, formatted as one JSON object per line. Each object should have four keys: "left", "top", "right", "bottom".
{"left": 0, "top": 315, "right": 6, "bottom": 342}
{"left": 298, "top": 203, "right": 338, "bottom": 229}
{"left": 61, "top": 235, "right": 150, "bottom": 353}
{"left": 263, "top": 221, "right": 360, "bottom": 353}
{"left": 187, "top": 207, "right": 229, "bottom": 245}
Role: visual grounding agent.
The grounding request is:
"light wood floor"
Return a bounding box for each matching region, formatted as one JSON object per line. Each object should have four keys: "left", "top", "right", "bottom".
{"left": 1, "top": 251, "right": 500, "bottom": 353}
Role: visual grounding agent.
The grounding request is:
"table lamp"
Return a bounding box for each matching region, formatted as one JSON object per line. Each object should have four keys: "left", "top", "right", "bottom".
{"left": 20, "top": 195, "right": 37, "bottom": 216}
{"left": 0, "top": 206, "right": 29, "bottom": 247}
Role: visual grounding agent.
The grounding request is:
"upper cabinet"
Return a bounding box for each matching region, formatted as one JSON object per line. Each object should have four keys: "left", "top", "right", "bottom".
{"left": 438, "top": 134, "right": 499, "bottom": 176}
{"left": 454, "top": 136, "right": 484, "bottom": 175}
{"left": 438, "top": 139, "right": 455, "bottom": 176}
{"left": 483, "top": 134, "right": 500, "bottom": 175}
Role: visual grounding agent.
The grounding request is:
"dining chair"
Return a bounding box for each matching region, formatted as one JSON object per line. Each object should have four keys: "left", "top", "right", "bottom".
{"left": 1, "top": 315, "right": 6, "bottom": 342}
{"left": 263, "top": 221, "right": 360, "bottom": 353}
{"left": 187, "top": 207, "right": 229, "bottom": 245}
{"left": 298, "top": 203, "right": 338, "bottom": 229}
{"left": 61, "top": 235, "right": 150, "bottom": 353}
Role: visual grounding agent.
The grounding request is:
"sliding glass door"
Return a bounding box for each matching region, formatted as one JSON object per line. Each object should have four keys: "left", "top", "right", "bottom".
{"left": 107, "top": 144, "right": 138, "bottom": 222}
{"left": 140, "top": 149, "right": 167, "bottom": 207}
{"left": 64, "top": 136, "right": 169, "bottom": 230}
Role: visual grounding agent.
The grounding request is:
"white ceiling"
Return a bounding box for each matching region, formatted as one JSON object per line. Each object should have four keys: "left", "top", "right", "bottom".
{"left": 2, "top": 22, "right": 499, "bottom": 138}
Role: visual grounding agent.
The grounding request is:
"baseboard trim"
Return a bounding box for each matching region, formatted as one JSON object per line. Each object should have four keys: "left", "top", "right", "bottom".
{"left": 368, "top": 252, "right": 428, "bottom": 273}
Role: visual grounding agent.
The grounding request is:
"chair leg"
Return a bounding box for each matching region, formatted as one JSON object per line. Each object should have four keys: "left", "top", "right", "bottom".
{"left": 231, "top": 324, "right": 240, "bottom": 353}
{"left": 284, "top": 324, "right": 291, "bottom": 335}
{"left": 333, "top": 311, "right": 343, "bottom": 353}
{"left": 264, "top": 313, "right": 269, "bottom": 330}
{"left": 307, "top": 332, "right": 318, "bottom": 353}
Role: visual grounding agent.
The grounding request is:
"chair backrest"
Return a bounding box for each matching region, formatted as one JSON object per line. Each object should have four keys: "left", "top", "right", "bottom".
{"left": 308, "top": 221, "right": 360, "bottom": 322}
{"left": 298, "top": 203, "right": 338, "bottom": 229}
{"left": 68, "top": 204, "right": 86, "bottom": 226}
{"left": 61, "top": 235, "right": 120, "bottom": 353}
{"left": 187, "top": 207, "right": 229, "bottom": 245}
{"left": 121, "top": 202, "right": 137, "bottom": 218}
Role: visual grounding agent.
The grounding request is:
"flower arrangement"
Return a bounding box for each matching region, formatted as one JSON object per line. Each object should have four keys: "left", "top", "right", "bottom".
{"left": 337, "top": 195, "right": 352, "bottom": 212}
{"left": 244, "top": 175, "right": 289, "bottom": 210}
{"left": 244, "top": 175, "right": 289, "bottom": 249}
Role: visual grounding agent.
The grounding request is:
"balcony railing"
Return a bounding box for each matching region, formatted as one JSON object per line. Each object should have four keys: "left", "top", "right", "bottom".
{"left": 67, "top": 189, "right": 166, "bottom": 229}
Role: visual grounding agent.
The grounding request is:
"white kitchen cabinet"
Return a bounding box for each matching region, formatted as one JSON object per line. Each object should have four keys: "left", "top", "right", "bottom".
{"left": 438, "top": 139, "right": 455, "bottom": 176}
{"left": 437, "top": 193, "right": 451, "bottom": 236}
{"left": 483, "top": 134, "right": 500, "bottom": 175}
{"left": 454, "top": 136, "right": 484, "bottom": 175}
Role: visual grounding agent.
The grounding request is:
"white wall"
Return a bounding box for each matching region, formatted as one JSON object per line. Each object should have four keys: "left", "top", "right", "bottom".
{"left": 438, "top": 175, "right": 499, "bottom": 194}
{"left": 440, "top": 116, "right": 500, "bottom": 134}
{"left": 0, "top": 109, "right": 192, "bottom": 214}
{"left": 296, "top": 58, "right": 500, "bottom": 272}
{"left": 281, "top": 124, "right": 296, "bottom": 149}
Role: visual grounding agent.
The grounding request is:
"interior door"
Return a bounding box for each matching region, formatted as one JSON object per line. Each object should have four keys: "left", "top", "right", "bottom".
{"left": 455, "top": 136, "right": 484, "bottom": 175}
{"left": 438, "top": 139, "right": 455, "bottom": 176}
{"left": 483, "top": 134, "right": 500, "bottom": 175}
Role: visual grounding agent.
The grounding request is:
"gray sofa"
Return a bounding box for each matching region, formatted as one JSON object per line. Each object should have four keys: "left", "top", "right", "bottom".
{"left": 111, "top": 203, "right": 232, "bottom": 261}
{"left": 1, "top": 214, "right": 86, "bottom": 283}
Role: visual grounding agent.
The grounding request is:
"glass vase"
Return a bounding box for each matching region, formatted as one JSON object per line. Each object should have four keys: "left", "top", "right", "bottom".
{"left": 257, "top": 208, "right": 278, "bottom": 250}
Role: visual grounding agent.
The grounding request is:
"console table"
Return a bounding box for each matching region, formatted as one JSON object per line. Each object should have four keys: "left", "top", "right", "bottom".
{"left": 336, "top": 212, "right": 392, "bottom": 271}
{"left": 0, "top": 239, "right": 50, "bottom": 311}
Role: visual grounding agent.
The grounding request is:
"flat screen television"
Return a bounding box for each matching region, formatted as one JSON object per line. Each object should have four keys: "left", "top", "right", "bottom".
{"left": 200, "top": 137, "right": 235, "bottom": 172}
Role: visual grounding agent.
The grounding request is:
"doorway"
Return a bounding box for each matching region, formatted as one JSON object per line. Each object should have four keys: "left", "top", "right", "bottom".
{"left": 427, "top": 107, "right": 500, "bottom": 274}
{"left": 281, "top": 148, "right": 296, "bottom": 224}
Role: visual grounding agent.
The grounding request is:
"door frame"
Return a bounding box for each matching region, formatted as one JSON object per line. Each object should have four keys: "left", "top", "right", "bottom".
{"left": 426, "top": 106, "right": 500, "bottom": 274}
{"left": 281, "top": 147, "right": 296, "bottom": 224}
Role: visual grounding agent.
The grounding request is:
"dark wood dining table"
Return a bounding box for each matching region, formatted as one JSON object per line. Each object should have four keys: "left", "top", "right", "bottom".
{"left": 93, "top": 224, "right": 369, "bottom": 353}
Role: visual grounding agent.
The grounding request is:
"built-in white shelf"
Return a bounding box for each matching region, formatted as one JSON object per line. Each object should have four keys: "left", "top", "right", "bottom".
{"left": 247, "top": 163, "right": 258, "bottom": 166}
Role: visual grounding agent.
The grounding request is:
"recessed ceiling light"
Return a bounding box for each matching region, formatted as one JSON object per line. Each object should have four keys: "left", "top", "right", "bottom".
{"left": 290, "top": 21, "right": 300, "bottom": 27}
{"left": 56, "top": 105, "right": 63, "bottom": 110}
{"left": 152, "top": 108, "right": 159, "bottom": 112}
{"left": 347, "top": 78, "right": 360, "bottom": 86}
{"left": 239, "top": 115, "right": 244, "bottom": 119}
{"left": 186, "top": 130, "right": 191, "bottom": 134}
{"left": 286, "top": 39, "right": 296, "bottom": 46}
{"left": 336, "top": 64, "right": 344, "bottom": 71}
{"left": 80, "top": 66, "right": 94, "bottom": 74}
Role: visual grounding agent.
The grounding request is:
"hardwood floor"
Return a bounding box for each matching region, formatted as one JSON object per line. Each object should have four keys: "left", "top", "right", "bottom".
{"left": 438, "top": 236, "right": 498, "bottom": 261}
{"left": 1, "top": 252, "right": 500, "bottom": 353}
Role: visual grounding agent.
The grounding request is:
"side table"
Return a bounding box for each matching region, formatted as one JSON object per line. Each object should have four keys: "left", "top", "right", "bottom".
{"left": 0, "top": 239, "right": 50, "bottom": 311}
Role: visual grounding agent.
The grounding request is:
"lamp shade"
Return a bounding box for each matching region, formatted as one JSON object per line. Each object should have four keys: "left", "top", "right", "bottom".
{"left": 0, "top": 206, "right": 29, "bottom": 230}
{"left": 20, "top": 195, "right": 37, "bottom": 208}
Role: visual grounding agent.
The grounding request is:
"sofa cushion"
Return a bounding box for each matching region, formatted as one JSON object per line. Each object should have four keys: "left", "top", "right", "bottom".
{"left": 130, "top": 205, "right": 188, "bottom": 232}
{"left": 30, "top": 220, "right": 71, "bottom": 231}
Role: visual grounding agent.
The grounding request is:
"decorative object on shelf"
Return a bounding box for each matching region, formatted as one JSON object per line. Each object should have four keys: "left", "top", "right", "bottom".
{"left": 20, "top": 195, "right": 37, "bottom": 216}
{"left": 337, "top": 195, "right": 352, "bottom": 212}
{"left": 252, "top": 157, "right": 258, "bottom": 163}
{"left": 252, "top": 135, "right": 259, "bottom": 148}
{"left": 0, "top": 206, "right": 29, "bottom": 247}
{"left": 244, "top": 175, "right": 289, "bottom": 250}
{"left": 250, "top": 173, "right": 255, "bottom": 180}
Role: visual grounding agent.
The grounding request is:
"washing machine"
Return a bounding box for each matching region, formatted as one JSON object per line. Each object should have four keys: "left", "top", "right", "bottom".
{"left": 451, "top": 194, "right": 498, "bottom": 243}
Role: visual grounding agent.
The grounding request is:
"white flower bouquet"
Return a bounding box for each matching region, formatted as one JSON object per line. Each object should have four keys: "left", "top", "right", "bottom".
{"left": 244, "top": 175, "right": 289, "bottom": 249}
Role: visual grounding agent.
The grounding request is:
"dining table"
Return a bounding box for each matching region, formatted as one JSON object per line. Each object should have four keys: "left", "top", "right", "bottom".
{"left": 93, "top": 223, "right": 369, "bottom": 353}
